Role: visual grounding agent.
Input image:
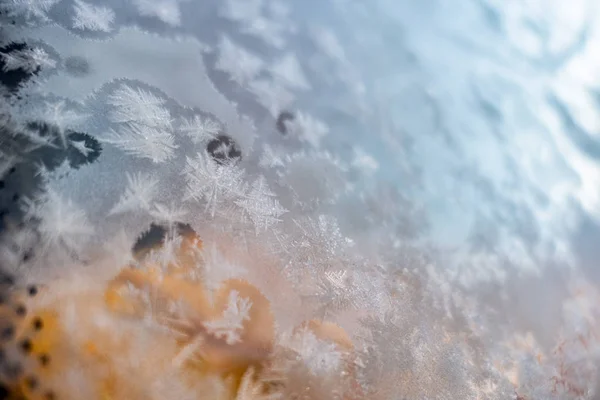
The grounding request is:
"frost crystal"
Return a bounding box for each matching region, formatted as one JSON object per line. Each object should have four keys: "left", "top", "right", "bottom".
{"left": 103, "top": 124, "right": 177, "bottom": 163}
{"left": 269, "top": 53, "right": 310, "bottom": 90}
{"left": 204, "top": 290, "right": 252, "bottom": 345}
{"left": 288, "top": 112, "right": 328, "bottom": 148}
{"left": 108, "top": 84, "right": 172, "bottom": 129}
{"left": 22, "top": 189, "right": 93, "bottom": 256}
{"left": 42, "top": 100, "right": 89, "bottom": 148}
{"left": 235, "top": 176, "right": 287, "bottom": 234}
{"left": 182, "top": 152, "right": 245, "bottom": 217}
{"left": 110, "top": 172, "right": 159, "bottom": 215}
{"left": 179, "top": 115, "right": 221, "bottom": 144}
{"left": 284, "top": 329, "right": 343, "bottom": 376}
{"left": 1, "top": 0, "right": 59, "bottom": 19}
{"left": 0, "top": 47, "right": 55, "bottom": 73}
{"left": 72, "top": 0, "right": 115, "bottom": 32}
{"left": 216, "top": 36, "right": 265, "bottom": 85}
{"left": 132, "top": 0, "right": 183, "bottom": 26}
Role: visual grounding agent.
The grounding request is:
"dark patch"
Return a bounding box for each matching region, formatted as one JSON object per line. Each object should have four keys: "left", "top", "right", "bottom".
{"left": 39, "top": 353, "right": 50, "bottom": 366}
{"left": 0, "top": 42, "right": 40, "bottom": 92}
{"left": 64, "top": 56, "right": 91, "bottom": 77}
{"left": 14, "top": 304, "right": 26, "bottom": 317}
{"left": 206, "top": 134, "right": 242, "bottom": 165}
{"left": 27, "top": 285, "right": 38, "bottom": 297}
{"left": 0, "top": 383, "right": 7, "bottom": 400}
{"left": 133, "top": 222, "right": 196, "bottom": 254}
{"left": 32, "top": 317, "right": 43, "bottom": 331}
{"left": 66, "top": 131, "right": 102, "bottom": 168}
{"left": 1, "top": 326, "right": 14, "bottom": 340}
{"left": 19, "top": 338, "right": 32, "bottom": 353}
{"left": 276, "top": 111, "right": 295, "bottom": 135}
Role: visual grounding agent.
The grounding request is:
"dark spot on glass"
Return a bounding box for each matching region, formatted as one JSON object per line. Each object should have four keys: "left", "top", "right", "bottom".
{"left": 1, "top": 325, "right": 15, "bottom": 340}
{"left": 64, "top": 56, "right": 91, "bottom": 77}
{"left": 133, "top": 222, "right": 196, "bottom": 254}
{"left": 276, "top": 111, "right": 295, "bottom": 135}
{"left": 66, "top": 131, "right": 102, "bottom": 168}
{"left": 0, "top": 272, "right": 14, "bottom": 286}
{"left": 27, "top": 285, "right": 38, "bottom": 297}
{"left": 45, "top": 391, "right": 55, "bottom": 400}
{"left": 32, "top": 317, "right": 43, "bottom": 331}
{"left": 15, "top": 304, "right": 26, "bottom": 317}
{"left": 39, "top": 353, "right": 50, "bottom": 366}
{"left": 11, "top": 194, "right": 19, "bottom": 203}
{"left": 9, "top": 167, "right": 16, "bottom": 175}
{"left": 20, "top": 338, "right": 32, "bottom": 353}
{"left": 22, "top": 250, "right": 33, "bottom": 263}
{"left": 206, "top": 134, "right": 242, "bottom": 165}
{"left": 0, "top": 383, "right": 8, "bottom": 399}
{"left": 0, "top": 181, "right": 4, "bottom": 189}
{"left": 4, "top": 362, "right": 22, "bottom": 379}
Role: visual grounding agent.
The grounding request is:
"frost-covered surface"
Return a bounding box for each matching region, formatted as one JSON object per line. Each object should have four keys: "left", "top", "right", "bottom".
{"left": 1, "top": 0, "right": 600, "bottom": 398}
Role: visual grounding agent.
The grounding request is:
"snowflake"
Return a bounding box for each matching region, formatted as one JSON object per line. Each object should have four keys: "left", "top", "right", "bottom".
{"left": 179, "top": 115, "right": 221, "bottom": 144}
{"left": 1, "top": 0, "right": 59, "bottom": 20}
{"left": 235, "top": 175, "right": 287, "bottom": 234}
{"left": 182, "top": 152, "right": 246, "bottom": 217}
{"left": 110, "top": 172, "right": 159, "bottom": 215}
{"left": 216, "top": 36, "right": 265, "bottom": 86}
{"left": 107, "top": 84, "right": 172, "bottom": 129}
{"left": 269, "top": 53, "right": 310, "bottom": 90}
{"left": 0, "top": 47, "right": 55, "bottom": 73}
{"left": 203, "top": 290, "right": 252, "bottom": 345}
{"left": 103, "top": 123, "right": 177, "bottom": 163}
{"left": 289, "top": 112, "right": 328, "bottom": 148}
{"left": 72, "top": 0, "right": 115, "bottom": 32}
{"left": 22, "top": 189, "right": 93, "bottom": 255}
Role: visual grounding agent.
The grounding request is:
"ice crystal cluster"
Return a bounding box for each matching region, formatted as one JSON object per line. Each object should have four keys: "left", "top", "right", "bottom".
{"left": 1, "top": 0, "right": 600, "bottom": 399}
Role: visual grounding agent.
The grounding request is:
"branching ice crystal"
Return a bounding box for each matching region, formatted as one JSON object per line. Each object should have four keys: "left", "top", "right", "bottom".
{"left": 235, "top": 175, "right": 287, "bottom": 234}
{"left": 178, "top": 115, "right": 221, "bottom": 144}
{"left": 72, "top": 0, "right": 115, "bottom": 32}
{"left": 103, "top": 123, "right": 177, "bottom": 163}
{"left": 0, "top": 47, "right": 55, "bottom": 73}
{"left": 203, "top": 290, "right": 252, "bottom": 345}
{"left": 110, "top": 172, "right": 160, "bottom": 215}
{"left": 183, "top": 152, "right": 246, "bottom": 217}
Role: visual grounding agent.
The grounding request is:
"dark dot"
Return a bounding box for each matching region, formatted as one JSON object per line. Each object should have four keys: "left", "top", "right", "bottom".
{"left": 20, "top": 338, "right": 32, "bottom": 353}
{"left": 8, "top": 167, "right": 16, "bottom": 174}
{"left": 4, "top": 362, "right": 22, "bottom": 379}
{"left": 32, "top": 317, "right": 43, "bottom": 331}
{"left": 1, "top": 325, "right": 15, "bottom": 340}
{"left": 22, "top": 250, "right": 33, "bottom": 262}
{"left": 276, "top": 111, "right": 295, "bottom": 135}
{"left": 15, "top": 304, "right": 26, "bottom": 317}
{"left": 0, "top": 383, "right": 8, "bottom": 399}
{"left": 11, "top": 194, "right": 19, "bottom": 203}
{"left": 25, "top": 376, "right": 38, "bottom": 390}
{"left": 0, "top": 181, "right": 4, "bottom": 189}
{"left": 27, "top": 285, "right": 38, "bottom": 297}
{"left": 0, "top": 209, "right": 8, "bottom": 219}
{"left": 39, "top": 353, "right": 50, "bottom": 366}
{"left": 45, "top": 391, "right": 55, "bottom": 400}
{"left": 0, "top": 273, "right": 14, "bottom": 286}
{"left": 206, "top": 134, "right": 242, "bottom": 165}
